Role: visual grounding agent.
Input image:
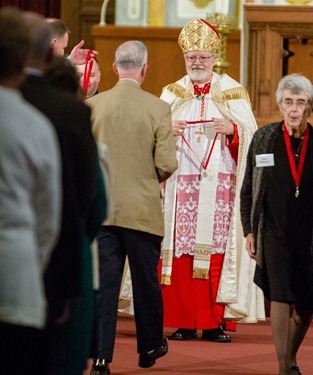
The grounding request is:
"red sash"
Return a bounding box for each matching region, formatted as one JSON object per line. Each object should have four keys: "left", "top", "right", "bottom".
{"left": 283, "top": 124, "right": 309, "bottom": 198}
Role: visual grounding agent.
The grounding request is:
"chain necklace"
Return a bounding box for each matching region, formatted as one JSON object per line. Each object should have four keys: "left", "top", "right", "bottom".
{"left": 291, "top": 138, "right": 303, "bottom": 160}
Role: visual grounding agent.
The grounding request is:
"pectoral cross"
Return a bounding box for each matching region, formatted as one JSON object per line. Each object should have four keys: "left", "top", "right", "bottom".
{"left": 195, "top": 128, "right": 205, "bottom": 142}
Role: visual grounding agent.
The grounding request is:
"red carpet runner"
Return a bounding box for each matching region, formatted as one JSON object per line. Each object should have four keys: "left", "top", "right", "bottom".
{"left": 84, "top": 313, "right": 313, "bottom": 375}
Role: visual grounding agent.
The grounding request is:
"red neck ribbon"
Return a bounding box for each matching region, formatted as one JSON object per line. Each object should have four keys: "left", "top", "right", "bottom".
{"left": 193, "top": 82, "right": 211, "bottom": 97}
{"left": 181, "top": 120, "right": 218, "bottom": 172}
{"left": 283, "top": 123, "right": 309, "bottom": 198}
{"left": 82, "top": 50, "right": 94, "bottom": 99}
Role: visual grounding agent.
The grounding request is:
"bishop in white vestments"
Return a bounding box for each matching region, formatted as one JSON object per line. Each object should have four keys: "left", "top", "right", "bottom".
{"left": 159, "top": 18, "right": 265, "bottom": 343}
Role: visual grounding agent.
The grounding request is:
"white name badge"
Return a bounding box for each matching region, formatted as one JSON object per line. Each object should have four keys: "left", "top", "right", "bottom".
{"left": 255, "top": 153, "right": 275, "bottom": 167}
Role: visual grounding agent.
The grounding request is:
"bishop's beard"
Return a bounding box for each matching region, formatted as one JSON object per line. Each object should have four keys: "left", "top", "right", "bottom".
{"left": 187, "top": 67, "right": 211, "bottom": 82}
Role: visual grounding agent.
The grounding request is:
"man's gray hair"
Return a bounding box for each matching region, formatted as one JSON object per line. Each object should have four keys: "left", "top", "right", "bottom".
{"left": 276, "top": 73, "right": 313, "bottom": 106}
{"left": 114, "top": 41, "right": 147, "bottom": 70}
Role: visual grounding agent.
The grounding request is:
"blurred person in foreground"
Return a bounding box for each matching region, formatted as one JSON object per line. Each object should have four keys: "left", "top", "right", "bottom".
{"left": 43, "top": 54, "right": 108, "bottom": 375}
{"left": 45, "top": 55, "right": 84, "bottom": 99}
{"left": 0, "top": 7, "right": 61, "bottom": 375}
{"left": 159, "top": 18, "right": 264, "bottom": 344}
{"left": 21, "top": 11, "right": 107, "bottom": 375}
{"left": 86, "top": 40, "right": 177, "bottom": 375}
{"left": 240, "top": 73, "right": 313, "bottom": 375}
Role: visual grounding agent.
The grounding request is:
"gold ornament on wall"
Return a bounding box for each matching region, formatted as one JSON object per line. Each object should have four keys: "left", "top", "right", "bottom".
{"left": 206, "top": 13, "right": 235, "bottom": 75}
{"left": 285, "top": 0, "right": 312, "bottom": 4}
{"left": 148, "top": 0, "right": 166, "bottom": 26}
{"left": 190, "top": 0, "right": 214, "bottom": 8}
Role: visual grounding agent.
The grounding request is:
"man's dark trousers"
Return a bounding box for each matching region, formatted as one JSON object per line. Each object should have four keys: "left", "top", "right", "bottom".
{"left": 93, "top": 225, "right": 164, "bottom": 361}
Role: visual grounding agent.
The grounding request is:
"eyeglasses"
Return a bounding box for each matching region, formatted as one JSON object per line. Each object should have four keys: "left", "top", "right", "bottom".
{"left": 281, "top": 99, "right": 308, "bottom": 109}
{"left": 185, "top": 55, "right": 214, "bottom": 63}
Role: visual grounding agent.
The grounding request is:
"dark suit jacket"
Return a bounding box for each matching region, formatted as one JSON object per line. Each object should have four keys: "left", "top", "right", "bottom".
{"left": 21, "top": 74, "right": 99, "bottom": 318}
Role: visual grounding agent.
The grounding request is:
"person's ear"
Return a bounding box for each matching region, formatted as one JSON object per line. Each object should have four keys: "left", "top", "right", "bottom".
{"left": 141, "top": 63, "right": 147, "bottom": 77}
{"left": 112, "top": 62, "right": 118, "bottom": 75}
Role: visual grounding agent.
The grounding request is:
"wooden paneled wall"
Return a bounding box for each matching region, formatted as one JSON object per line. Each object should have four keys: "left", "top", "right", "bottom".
{"left": 245, "top": 4, "right": 313, "bottom": 126}
{"left": 61, "top": 0, "right": 115, "bottom": 53}
{"left": 92, "top": 25, "right": 240, "bottom": 97}
{"left": 61, "top": 0, "right": 240, "bottom": 97}
{"left": 61, "top": 1, "right": 313, "bottom": 124}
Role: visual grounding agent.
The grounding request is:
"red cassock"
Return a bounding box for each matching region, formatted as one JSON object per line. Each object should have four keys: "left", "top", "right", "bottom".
{"left": 159, "top": 254, "right": 236, "bottom": 331}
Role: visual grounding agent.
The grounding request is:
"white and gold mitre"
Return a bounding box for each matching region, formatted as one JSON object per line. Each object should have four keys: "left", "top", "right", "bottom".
{"left": 178, "top": 18, "right": 220, "bottom": 54}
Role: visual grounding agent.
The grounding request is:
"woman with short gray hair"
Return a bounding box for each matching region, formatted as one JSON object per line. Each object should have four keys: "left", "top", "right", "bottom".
{"left": 241, "top": 73, "right": 313, "bottom": 375}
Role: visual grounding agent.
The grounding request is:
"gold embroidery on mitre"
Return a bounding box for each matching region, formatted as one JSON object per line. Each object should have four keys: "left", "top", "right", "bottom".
{"left": 178, "top": 18, "right": 220, "bottom": 54}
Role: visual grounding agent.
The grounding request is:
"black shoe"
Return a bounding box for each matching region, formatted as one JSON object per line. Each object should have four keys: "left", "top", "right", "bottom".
{"left": 90, "top": 359, "right": 110, "bottom": 375}
{"left": 169, "top": 328, "right": 198, "bottom": 341}
{"left": 201, "top": 327, "right": 231, "bottom": 343}
{"left": 138, "top": 337, "right": 168, "bottom": 368}
{"left": 291, "top": 365, "right": 302, "bottom": 375}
